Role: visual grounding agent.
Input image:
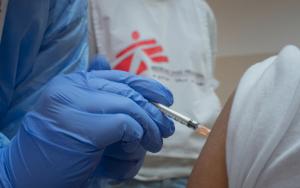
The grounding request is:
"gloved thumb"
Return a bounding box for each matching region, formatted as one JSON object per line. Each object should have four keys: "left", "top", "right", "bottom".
{"left": 88, "top": 55, "right": 111, "bottom": 71}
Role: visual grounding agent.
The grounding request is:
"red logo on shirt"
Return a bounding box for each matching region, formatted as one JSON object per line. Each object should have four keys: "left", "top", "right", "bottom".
{"left": 113, "top": 31, "right": 169, "bottom": 75}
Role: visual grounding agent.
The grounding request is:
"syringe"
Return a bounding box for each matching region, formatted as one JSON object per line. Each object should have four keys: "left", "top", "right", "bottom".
{"left": 152, "top": 103, "right": 211, "bottom": 137}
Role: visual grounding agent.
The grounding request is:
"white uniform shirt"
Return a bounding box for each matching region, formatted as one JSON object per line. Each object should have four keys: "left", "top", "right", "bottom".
{"left": 89, "top": 0, "right": 221, "bottom": 180}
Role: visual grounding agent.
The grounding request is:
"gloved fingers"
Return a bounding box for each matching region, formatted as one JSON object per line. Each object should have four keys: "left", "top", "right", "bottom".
{"left": 91, "top": 113, "right": 144, "bottom": 149}
{"left": 88, "top": 70, "right": 174, "bottom": 106}
{"left": 84, "top": 113, "right": 145, "bottom": 149}
{"left": 43, "top": 73, "right": 164, "bottom": 152}
{"left": 44, "top": 81, "right": 157, "bottom": 148}
{"left": 97, "top": 143, "right": 146, "bottom": 180}
{"left": 82, "top": 92, "right": 163, "bottom": 152}
{"left": 88, "top": 55, "right": 111, "bottom": 71}
{"left": 94, "top": 112, "right": 161, "bottom": 153}
{"left": 87, "top": 77, "right": 175, "bottom": 138}
{"left": 97, "top": 156, "right": 144, "bottom": 180}
{"left": 102, "top": 142, "right": 146, "bottom": 162}
{"left": 48, "top": 107, "right": 145, "bottom": 150}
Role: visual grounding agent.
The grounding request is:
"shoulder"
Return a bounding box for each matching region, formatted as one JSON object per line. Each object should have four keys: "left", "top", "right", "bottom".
{"left": 227, "top": 45, "right": 300, "bottom": 187}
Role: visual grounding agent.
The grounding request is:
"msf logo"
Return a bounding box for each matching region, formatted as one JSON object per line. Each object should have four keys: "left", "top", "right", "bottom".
{"left": 113, "top": 31, "right": 169, "bottom": 75}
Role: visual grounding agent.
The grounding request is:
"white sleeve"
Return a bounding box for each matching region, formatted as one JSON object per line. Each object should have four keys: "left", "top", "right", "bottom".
{"left": 227, "top": 45, "right": 300, "bottom": 188}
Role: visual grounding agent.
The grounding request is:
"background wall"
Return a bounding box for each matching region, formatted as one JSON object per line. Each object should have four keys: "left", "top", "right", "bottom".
{"left": 208, "top": 0, "right": 300, "bottom": 57}
{"left": 207, "top": 0, "right": 300, "bottom": 104}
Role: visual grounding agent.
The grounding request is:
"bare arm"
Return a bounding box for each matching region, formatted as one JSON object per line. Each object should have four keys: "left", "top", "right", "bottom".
{"left": 188, "top": 93, "right": 234, "bottom": 188}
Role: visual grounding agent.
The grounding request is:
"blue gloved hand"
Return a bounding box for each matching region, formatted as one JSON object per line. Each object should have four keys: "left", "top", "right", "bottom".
{"left": 0, "top": 68, "right": 174, "bottom": 188}
{"left": 88, "top": 55, "right": 156, "bottom": 180}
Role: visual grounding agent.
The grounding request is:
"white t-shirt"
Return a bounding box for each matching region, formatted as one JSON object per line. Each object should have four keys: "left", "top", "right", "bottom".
{"left": 89, "top": 0, "right": 221, "bottom": 180}
{"left": 227, "top": 45, "right": 300, "bottom": 188}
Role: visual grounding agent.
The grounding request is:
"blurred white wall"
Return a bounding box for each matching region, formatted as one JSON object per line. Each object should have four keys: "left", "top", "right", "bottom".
{"left": 208, "top": 0, "right": 300, "bottom": 57}
{"left": 207, "top": 0, "right": 300, "bottom": 104}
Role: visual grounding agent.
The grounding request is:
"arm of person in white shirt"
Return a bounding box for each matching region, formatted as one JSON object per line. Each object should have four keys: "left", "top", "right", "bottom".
{"left": 187, "top": 93, "right": 234, "bottom": 188}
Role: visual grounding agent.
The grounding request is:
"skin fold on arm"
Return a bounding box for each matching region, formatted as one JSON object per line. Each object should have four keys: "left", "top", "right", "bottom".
{"left": 188, "top": 93, "right": 235, "bottom": 188}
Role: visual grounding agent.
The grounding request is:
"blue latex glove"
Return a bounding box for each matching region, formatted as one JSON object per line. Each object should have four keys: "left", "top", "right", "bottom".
{"left": 0, "top": 69, "right": 174, "bottom": 188}
{"left": 88, "top": 55, "right": 154, "bottom": 180}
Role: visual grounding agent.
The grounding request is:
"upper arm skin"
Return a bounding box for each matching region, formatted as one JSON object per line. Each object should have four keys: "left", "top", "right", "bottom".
{"left": 187, "top": 93, "right": 234, "bottom": 188}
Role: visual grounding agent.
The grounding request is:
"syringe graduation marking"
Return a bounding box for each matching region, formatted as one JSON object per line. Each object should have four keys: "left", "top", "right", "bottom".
{"left": 153, "top": 103, "right": 210, "bottom": 136}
